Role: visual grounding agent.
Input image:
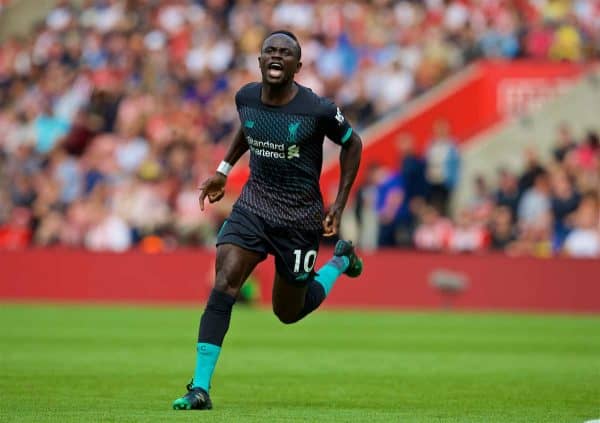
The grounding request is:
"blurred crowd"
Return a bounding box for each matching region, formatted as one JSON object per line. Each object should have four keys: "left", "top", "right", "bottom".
{"left": 0, "top": 0, "right": 599, "bottom": 253}
{"left": 0, "top": 0, "right": 15, "bottom": 15}
{"left": 357, "top": 122, "right": 600, "bottom": 258}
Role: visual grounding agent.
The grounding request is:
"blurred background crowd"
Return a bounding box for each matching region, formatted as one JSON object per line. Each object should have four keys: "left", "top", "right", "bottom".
{"left": 0, "top": 0, "right": 599, "bottom": 256}
{"left": 354, "top": 121, "right": 599, "bottom": 258}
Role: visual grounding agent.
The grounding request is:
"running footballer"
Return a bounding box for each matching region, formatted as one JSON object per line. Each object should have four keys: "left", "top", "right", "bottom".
{"left": 173, "top": 30, "right": 363, "bottom": 410}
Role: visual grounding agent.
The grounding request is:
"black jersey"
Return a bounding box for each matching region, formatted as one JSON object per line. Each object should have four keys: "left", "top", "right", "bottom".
{"left": 234, "top": 82, "right": 353, "bottom": 231}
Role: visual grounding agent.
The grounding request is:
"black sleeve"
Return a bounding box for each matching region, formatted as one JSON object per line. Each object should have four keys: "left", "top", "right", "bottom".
{"left": 234, "top": 88, "right": 243, "bottom": 112}
{"left": 321, "top": 100, "right": 353, "bottom": 146}
{"left": 234, "top": 83, "right": 259, "bottom": 118}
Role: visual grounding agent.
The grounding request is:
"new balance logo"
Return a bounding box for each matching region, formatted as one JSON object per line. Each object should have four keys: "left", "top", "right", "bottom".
{"left": 295, "top": 272, "right": 310, "bottom": 281}
{"left": 335, "top": 108, "right": 344, "bottom": 125}
{"left": 287, "top": 144, "right": 300, "bottom": 159}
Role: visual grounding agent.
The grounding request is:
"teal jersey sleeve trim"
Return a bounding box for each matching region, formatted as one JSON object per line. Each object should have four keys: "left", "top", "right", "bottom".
{"left": 341, "top": 127, "right": 353, "bottom": 144}
{"left": 217, "top": 220, "right": 228, "bottom": 238}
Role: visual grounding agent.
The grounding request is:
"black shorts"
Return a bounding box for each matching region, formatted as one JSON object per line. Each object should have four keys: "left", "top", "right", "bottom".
{"left": 216, "top": 206, "right": 320, "bottom": 284}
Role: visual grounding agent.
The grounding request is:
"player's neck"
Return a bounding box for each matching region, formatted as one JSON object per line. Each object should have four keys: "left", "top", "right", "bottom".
{"left": 261, "top": 82, "right": 298, "bottom": 106}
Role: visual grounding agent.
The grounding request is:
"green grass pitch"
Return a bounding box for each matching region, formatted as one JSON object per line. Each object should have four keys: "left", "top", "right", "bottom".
{"left": 1, "top": 303, "right": 599, "bottom": 422}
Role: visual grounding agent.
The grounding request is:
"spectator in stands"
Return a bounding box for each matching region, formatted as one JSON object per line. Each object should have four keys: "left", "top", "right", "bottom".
{"left": 342, "top": 84, "right": 376, "bottom": 130}
{"left": 541, "top": 0, "right": 570, "bottom": 22}
{"left": 413, "top": 205, "right": 452, "bottom": 252}
{"left": 479, "top": 15, "right": 520, "bottom": 59}
{"left": 488, "top": 206, "right": 517, "bottom": 251}
{"left": 518, "top": 170, "right": 552, "bottom": 228}
{"left": 114, "top": 128, "right": 149, "bottom": 177}
{"left": 524, "top": 19, "right": 554, "bottom": 60}
{"left": 375, "top": 61, "right": 415, "bottom": 114}
{"left": 85, "top": 202, "right": 131, "bottom": 252}
{"left": 468, "top": 174, "right": 494, "bottom": 224}
{"left": 518, "top": 149, "right": 545, "bottom": 194}
{"left": 575, "top": 131, "right": 599, "bottom": 171}
{"left": 375, "top": 168, "right": 405, "bottom": 247}
{"left": 33, "top": 102, "right": 70, "bottom": 154}
{"left": 425, "top": 120, "right": 460, "bottom": 216}
{"left": 2, "top": 111, "right": 35, "bottom": 155}
{"left": 549, "top": 16, "right": 583, "bottom": 62}
{"left": 34, "top": 210, "right": 64, "bottom": 247}
{"left": 112, "top": 175, "right": 171, "bottom": 239}
{"left": 0, "top": 207, "right": 31, "bottom": 250}
{"left": 0, "top": 176, "right": 10, "bottom": 222}
{"left": 563, "top": 192, "right": 600, "bottom": 258}
{"left": 510, "top": 170, "right": 553, "bottom": 257}
{"left": 495, "top": 168, "right": 521, "bottom": 218}
{"left": 9, "top": 173, "right": 36, "bottom": 208}
{"left": 398, "top": 134, "right": 428, "bottom": 204}
{"left": 458, "top": 22, "right": 483, "bottom": 64}
{"left": 62, "top": 109, "right": 98, "bottom": 157}
{"left": 174, "top": 180, "right": 217, "bottom": 247}
{"left": 50, "top": 147, "right": 82, "bottom": 206}
{"left": 396, "top": 133, "right": 427, "bottom": 246}
{"left": 60, "top": 198, "right": 90, "bottom": 247}
{"left": 563, "top": 148, "right": 599, "bottom": 195}
{"left": 506, "top": 217, "right": 553, "bottom": 258}
{"left": 354, "top": 163, "right": 382, "bottom": 252}
{"left": 552, "top": 122, "right": 577, "bottom": 163}
{"left": 448, "top": 209, "right": 487, "bottom": 253}
{"left": 550, "top": 168, "right": 581, "bottom": 249}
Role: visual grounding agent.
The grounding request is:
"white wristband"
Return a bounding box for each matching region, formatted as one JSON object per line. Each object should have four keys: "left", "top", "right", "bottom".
{"left": 217, "top": 161, "right": 233, "bottom": 176}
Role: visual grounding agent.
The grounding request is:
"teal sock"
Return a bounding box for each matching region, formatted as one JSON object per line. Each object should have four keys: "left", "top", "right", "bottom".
{"left": 192, "top": 343, "right": 221, "bottom": 392}
{"left": 314, "top": 256, "right": 350, "bottom": 295}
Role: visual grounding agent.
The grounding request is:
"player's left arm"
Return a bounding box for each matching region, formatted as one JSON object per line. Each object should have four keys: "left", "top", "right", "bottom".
{"left": 199, "top": 128, "right": 248, "bottom": 211}
{"left": 323, "top": 131, "right": 363, "bottom": 237}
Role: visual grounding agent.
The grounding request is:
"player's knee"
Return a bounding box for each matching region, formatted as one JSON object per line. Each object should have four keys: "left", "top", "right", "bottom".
{"left": 273, "top": 306, "right": 300, "bottom": 325}
{"left": 213, "top": 273, "right": 240, "bottom": 298}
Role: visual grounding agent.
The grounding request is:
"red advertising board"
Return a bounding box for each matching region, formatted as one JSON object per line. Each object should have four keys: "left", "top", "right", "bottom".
{"left": 1, "top": 249, "right": 599, "bottom": 313}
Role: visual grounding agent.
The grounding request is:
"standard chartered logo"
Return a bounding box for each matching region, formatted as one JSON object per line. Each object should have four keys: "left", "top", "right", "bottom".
{"left": 246, "top": 135, "right": 300, "bottom": 159}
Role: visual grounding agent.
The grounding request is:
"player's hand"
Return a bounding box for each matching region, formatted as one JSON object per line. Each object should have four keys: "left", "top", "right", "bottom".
{"left": 198, "top": 173, "right": 227, "bottom": 211}
{"left": 323, "top": 204, "right": 343, "bottom": 237}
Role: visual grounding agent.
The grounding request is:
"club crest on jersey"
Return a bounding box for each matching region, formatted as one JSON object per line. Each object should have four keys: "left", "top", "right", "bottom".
{"left": 287, "top": 121, "right": 300, "bottom": 143}
{"left": 335, "top": 108, "right": 344, "bottom": 125}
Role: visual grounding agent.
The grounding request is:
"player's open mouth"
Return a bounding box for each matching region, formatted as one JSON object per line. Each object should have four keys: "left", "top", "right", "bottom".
{"left": 267, "top": 62, "right": 284, "bottom": 78}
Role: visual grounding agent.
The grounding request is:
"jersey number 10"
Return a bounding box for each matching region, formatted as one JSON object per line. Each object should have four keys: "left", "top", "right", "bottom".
{"left": 293, "top": 249, "right": 317, "bottom": 273}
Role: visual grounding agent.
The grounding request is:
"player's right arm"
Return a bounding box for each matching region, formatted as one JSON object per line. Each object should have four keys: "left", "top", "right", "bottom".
{"left": 198, "top": 128, "right": 248, "bottom": 211}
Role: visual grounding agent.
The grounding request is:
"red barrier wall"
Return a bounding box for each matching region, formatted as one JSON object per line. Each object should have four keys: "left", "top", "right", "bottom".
{"left": 0, "top": 249, "right": 215, "bottom": 304}
{"left": 1, "top": 249, "right": 599, "bottom": 313}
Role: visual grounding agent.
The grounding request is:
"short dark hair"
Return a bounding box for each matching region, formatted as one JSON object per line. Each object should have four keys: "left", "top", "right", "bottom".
{"left": 263, "top": 30, "right": 301, "bottom": 60}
